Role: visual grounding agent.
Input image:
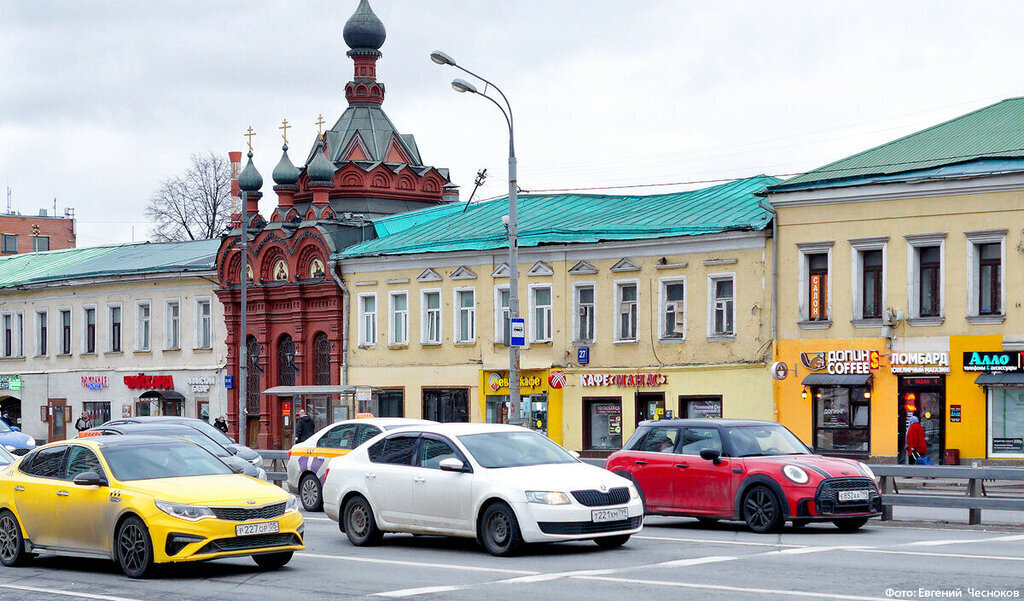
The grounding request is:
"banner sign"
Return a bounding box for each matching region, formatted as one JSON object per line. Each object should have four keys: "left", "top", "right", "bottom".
{"left": 580, "top": 373, "right": 668, "bottom": 387}
{"left": 963, "top": 352, "right": 1023, "bottom": 372}
{"left": 124, "top": 373, "right": 175, "bottom": 389}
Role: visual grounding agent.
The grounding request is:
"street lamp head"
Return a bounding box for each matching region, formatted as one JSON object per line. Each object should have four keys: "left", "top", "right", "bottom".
{"left": 430, "top": 50, "right": 456, "bottom": 66}
{"left": 451, "top": 78, "right": 478, "bottom": 94}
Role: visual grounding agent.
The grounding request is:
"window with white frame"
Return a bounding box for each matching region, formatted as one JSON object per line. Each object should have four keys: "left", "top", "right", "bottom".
{"left": 60, "top": 309, "right": 72, "bottom": 354}
{"left": 108, "top": 304, "right": 122, "bottom": 353}
{"left": 850, "top": 237, "right": 887, "bottom": 322}
{"left": 421, "top": 290, "right": 442, "bottom": 345}
{"left": 455, "top": 289, "right": 475, "bottom": 343}
{"left": 359, "top": 294, "right": 377, "bottom": 347}
{"left": 574, "top": 284, "right": 595, "bottom": 343}
{"left": 797, "top": 242, "right": 833, "bottom": 325}
{"left": 83, "top": 306, "right": 96, "bottom": 353}
{"left": 2, "top": 313, "right": 13, "bottom": 357}
{"left": 905, "top": 232, "right": 946, "bottom": 323}
{"left": 660, "top": 278, "right": 686, "bottom": 340}
{"left": 136, "top": 301, "right": 151, "bottom": 351}
{"left": 494, "top": 285, "right": 510, "bottom": 344}
{"left": 195, "top": 299, "right": 211, "bottom": 349}
{"left": 36, "top": 309, "right": 47, "bottom": 356}
{"left": 165, "top": 300, "right": 180, "bottom": 349}
{"left": 708, "top": 274, "right": 735, "bottom": 337}
{"left": 615, "top": 281, "right": 638, "bottom": 342}
{"left": 389, "top": 292, "right": 409, "bottom": 345}
{"left": 530, "top": 285, "right": 552, "bottom": 342}
{"left": 966, "top": 230, "right": 1005, "bottom": 320}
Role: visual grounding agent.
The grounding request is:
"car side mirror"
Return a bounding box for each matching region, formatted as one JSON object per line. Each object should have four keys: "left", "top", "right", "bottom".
{"left": 438, "top": 458, "right": 467, "bottom": 472}
{"left": 567, "top": 450, "right": 581, "bottom": 459}
{"left": 700, "top": 448, "right": 722, "bottom": 465}
{"left": 229, "top": 464, "right": 245, "bottom": 474}
{"left": 225, "top": 445, "right": 239, "bottom": 455}
{"left": 73, "top": 471, "right": 107, "bottom": 487}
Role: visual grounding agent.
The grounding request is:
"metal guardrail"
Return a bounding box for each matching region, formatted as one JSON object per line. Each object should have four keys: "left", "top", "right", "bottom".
{"left": 256, "top": 450, "right": 289, "bottom": 486}
{"left": 869, "top": 464, "right": 1024, "bottom": 525}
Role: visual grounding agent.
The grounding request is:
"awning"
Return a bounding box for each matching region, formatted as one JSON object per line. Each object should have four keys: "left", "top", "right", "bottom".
{"left": 801, "top": 373, "right": 872, "bottom": 386}
{"left": 138, "top": 390, "right": 186, "bottom": 401}
{"left": 975, "top": 372, "right": 1024, "bottom": 386}
{"left": 260, "top": 385, "right": 380, "bottom": 396}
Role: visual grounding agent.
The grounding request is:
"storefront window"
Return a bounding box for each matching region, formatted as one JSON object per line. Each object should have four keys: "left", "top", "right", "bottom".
{"left": 584, "top": 398, "right": 622, "bottom": 450}
{"left": 82, "top": 401, "right": 111, "bottom": 429}
{"left": 378, "top": 389, "right": 404, "bottom": 417}
{"left": 423, "top": 388, "right": 469, "bottom": 423}
{"left": 681, "top": 395, "right": 722, "bottom": 418}
{"left": 486, "top": 395, "right": 510, "bottom": 424}
{"left": 813, "top": 385, "right": 870, "bottom": 454}
{"left": 990, "top": 388, "right": 1024, "bottom": 456}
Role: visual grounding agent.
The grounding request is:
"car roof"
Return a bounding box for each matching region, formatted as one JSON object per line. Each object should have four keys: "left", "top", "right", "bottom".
{"left": 42, "top": 434, "right": 197, "bottom": 450}
{"left": 93, "top": 423, "right": 201, "bottom": 435}
{"left": 375, "top": 423, "right": 533, "bottom": 436}
{"left": 105, "top": 416, "right": 202, "bottom": 424}
{"left": 636, "top": 418, "right": 780, "bottom": 428}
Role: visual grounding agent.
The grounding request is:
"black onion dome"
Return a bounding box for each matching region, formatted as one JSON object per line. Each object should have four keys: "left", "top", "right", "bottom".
{"left": 272, "top": 144, "right": 300, "bottom": 185}
{"left": 343, "top": 0, "right": 386, "bottom": 51}
{"left": 238, "top": 151, "right": 263, "bottom": 192}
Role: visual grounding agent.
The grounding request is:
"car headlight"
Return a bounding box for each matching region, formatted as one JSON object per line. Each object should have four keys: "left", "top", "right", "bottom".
{"left": 628, "top": 483, "right": 640, "bottom": 500}
{"left": 782, "top": 464, "right": 810, "bottom": 484}
{"left": 250, "top": 455, "right": 263, "bottom": 467}
{"left": 859, "top": 462, "right": 877, "bottom": 482}
{"left": 286, "top": 495, "right": 301, "bottom": 513}
{"left": 3, "top": 445, "right": 15, "bottom": 452}
{"left": 155, "top": 500, "right": 215, "bottom": 521}
{"left": 525, "top": 491, "right": 571, "bottom": 505}
{"left": 25, "top": 439, "right": 35, "bottom": 448}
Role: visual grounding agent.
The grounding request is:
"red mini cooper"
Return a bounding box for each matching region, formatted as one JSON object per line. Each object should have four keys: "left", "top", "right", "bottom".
{"left": 605, "top": 419, "right": 881, "bottom": 533}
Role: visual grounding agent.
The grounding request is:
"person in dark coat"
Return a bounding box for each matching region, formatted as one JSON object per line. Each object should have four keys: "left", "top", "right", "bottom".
{"left": 294, "top": 409, "right": 315, "bottom": 444}
{"left": 213, "top": 416, "right": 229, "bottom": 434}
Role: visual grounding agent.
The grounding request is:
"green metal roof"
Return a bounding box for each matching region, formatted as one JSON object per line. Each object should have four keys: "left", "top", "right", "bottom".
{"left": 338, "top": 175, "right": 778, "bottom": 259}
{"left": 770, "top": 97, "right": 1024, "bottom": 191}
{"left": 0, "top": 239, "right": 220, "bottom": 289}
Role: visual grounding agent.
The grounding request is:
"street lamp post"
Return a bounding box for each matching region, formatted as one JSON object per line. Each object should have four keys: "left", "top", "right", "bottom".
{"left": 237, "top": 133, "right": 263, "bottom": 442}
{"left": 431, "top": 51, "right": 522, "bottom": 426}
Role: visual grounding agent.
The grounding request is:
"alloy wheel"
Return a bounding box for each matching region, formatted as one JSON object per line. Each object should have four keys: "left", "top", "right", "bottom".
{"left": 743, "top": 487, "right": 782, "bottom": 533}
{"left": 118, "top": 522, "right": 148, "bottom": 574}
{"left": 0, "top": 514, "right": 18, "bottom": 563}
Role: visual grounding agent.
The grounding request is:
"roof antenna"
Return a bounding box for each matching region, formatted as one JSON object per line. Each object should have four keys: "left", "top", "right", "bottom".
{"left": 463, "top": 168, "right": 487, "bottom": 213}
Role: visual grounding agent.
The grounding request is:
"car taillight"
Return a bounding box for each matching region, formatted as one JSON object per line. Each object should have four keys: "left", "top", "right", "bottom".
{"left": 287, "top": 450, "right": 292, "bottom": 460}
{"left": 324, "top": 468, "right": 330, "bottom": 481}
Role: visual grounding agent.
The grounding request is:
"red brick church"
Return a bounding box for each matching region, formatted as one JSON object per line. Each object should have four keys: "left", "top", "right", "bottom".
{"left": 215, "top": 0, "right": 457, "bottom": 448}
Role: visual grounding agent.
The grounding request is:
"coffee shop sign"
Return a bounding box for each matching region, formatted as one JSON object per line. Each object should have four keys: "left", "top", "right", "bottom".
{"left": 802, "top": 350, "right": 880, "bottom": 375}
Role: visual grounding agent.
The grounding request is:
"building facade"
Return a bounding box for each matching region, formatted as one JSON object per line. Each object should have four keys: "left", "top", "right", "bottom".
{"left": 766, "top": 98, "right": 1024, "bottom": 464}
{"left": 0, "top": 240, "right": 227, "bottom": 442}
{"left": 338, "top": 178, "right": 779, "bottom": 453}
{"left": 1, "top": 209, "right": 76, "bottom": 256}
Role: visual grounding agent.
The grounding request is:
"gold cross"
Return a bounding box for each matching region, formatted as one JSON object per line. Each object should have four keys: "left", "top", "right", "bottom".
{"left": 244, "top": 126, "right": 256, "bottom": 151}
{"left": 315, "top": 114, "right": 326, "bottom": 135}
{"left": 279, "top": 118, "right": 290, "bottom": 144}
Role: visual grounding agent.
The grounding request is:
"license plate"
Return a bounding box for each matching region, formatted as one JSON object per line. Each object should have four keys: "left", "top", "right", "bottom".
{"left": 235, "top": 521, "right": 280, "bottom": 536}
{"left": 838, "top": 490, "right": 870, "bottom": 502}
{"left": 592, "top": 507, "right": 629, "bottom": 523}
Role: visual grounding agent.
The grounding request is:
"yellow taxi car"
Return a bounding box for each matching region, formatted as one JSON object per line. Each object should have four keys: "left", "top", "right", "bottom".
{"left": 287, "top": 417, "right": 433, "bottom": 511}
{"left": 0, "top": 435, "right": 303, "bottom": 578}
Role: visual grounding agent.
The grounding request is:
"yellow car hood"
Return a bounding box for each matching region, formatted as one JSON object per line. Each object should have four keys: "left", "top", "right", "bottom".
{"left": 120, "top": 474, "right": 290, "bottom": 506}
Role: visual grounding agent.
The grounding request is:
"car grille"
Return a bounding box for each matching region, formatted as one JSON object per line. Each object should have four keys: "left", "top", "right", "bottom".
{"left": 10, "top": 448, "right": 29, "bottom": 456}
{"left": 570, "top": 487, "right": 630, "bottom": 507}
{"left": 195, "top": 533, "right": 302, "bottom": 555}
{"left": 210, "top": 502, "right": 286, "bottom": 521}
{"left": 816, "top": 477, "right": 878, "bottom": 515}
{"left": 538, "top": 516, "right": 642, "bottom": 535}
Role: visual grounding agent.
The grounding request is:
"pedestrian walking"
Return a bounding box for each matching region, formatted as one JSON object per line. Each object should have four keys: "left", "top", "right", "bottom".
{"left": 906, "top": 414, "right": 930, "bottom": 464}
{"left": 0, "top": 410, "right": 13, "bottom": 428}
{"left": 214, "top": 416, "right": 229, "bottom": 434}
{"left": 74, "top": 412, "right": 89, "bottom": 434}
{"left": 294, "top": 408, "right": 314, "bottom": 444}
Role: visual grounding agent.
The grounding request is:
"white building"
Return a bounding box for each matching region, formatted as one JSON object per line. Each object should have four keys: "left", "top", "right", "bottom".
{"left": 0, "top": 240, "right": 228, "bottom": 442}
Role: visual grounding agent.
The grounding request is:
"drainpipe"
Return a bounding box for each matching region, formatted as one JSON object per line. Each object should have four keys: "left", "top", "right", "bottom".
{"left": 328, "top": 259, "right": 349, "bottom": 386}
{"left": 757, "top": 198, "right": 778, "bottom": 350}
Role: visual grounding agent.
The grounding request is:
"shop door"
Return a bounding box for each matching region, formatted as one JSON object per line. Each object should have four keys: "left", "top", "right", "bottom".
{"left": 635, "top": 392, "right": 665, "bottom": 426}
{"left": 280, "top": 397, "right": 294, "bottom": 446}
{"left": 47, "top": 398, "right": 67, "bottom": 441}
{"left": 898, "top": 377, "right": 945, "bottom": 465}
{"left": 246, "top": 416, "right": 259, "bottom": 448}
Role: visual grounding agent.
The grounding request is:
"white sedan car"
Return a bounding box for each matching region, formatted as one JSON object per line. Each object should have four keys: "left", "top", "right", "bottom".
{"left": 286, "top": 417, "right": 433, "bottom": 511}
{"left": 323, "top": 423, "right": 643, "bottom": 556}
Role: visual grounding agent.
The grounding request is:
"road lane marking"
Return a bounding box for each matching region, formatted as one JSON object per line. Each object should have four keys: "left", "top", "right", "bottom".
{"left": 297, "top": 552, "right": 538, "bottom": 575}
{"left": 500, "top": 568, "right": 621, "bottom": 584}
{"left": 374, "top": 585, "right": 474, "bottom": 598}
{"left": 0, "top": 584, "right": 145, "bottom": 601}
{"left": 906, "top": 538, "right": 996, "bottom": 546}
{"left": 988, "top": 534, "right": 1024, "bottom": 542}
{"left": 575, "top": 575, "right": 892, "bottom": 601}
{"left": 654, "top": 555, "right": 738, "bottom": 567}
{"left": 301, "top": 516, "right": 334, "bottom": 522}
{"left": 848, "top": 548, "right": 1024, "bottom": 562}
{"left": 758, "top": 546, "right": 868, "bottom": 556}
{"left": 635, "top": 535, "right": 804, "bottom": 548}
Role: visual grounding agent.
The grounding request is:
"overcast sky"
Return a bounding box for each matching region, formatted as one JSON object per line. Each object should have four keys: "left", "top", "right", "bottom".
{"left": 3, "top": 1, "right": 1024, "bottom": 247}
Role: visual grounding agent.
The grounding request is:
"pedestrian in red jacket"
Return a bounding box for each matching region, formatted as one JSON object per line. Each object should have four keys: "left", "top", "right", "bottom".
{"left": 906, "top": 414, "right": 927, "bottom": 463}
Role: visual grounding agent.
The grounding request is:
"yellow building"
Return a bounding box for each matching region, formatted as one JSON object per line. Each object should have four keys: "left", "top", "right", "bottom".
{"left": 765, "top": 98, "right": 1024, "bottom": 464}
{"left": 337, "top": 176, "right": 779, "bottom": 453}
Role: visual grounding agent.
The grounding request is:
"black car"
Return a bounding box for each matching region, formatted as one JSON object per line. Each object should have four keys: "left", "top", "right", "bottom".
{"left": 99, "top": 416, "right": 263, "bottom": 468}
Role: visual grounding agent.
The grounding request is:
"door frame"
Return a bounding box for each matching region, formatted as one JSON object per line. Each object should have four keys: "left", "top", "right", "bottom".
{"left": 47, "top": 398, "right": 68, "bottom": 442}
{"left": 897, "top": 376, "right": 945, "bottom": 464}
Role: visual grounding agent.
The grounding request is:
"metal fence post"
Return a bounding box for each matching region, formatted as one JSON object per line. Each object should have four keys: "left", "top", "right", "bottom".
{"left": 880, "top": 475, "right": 893, "bottom": 521}
{"left": 968, "top": 478, "right": 982, "bottom": 525}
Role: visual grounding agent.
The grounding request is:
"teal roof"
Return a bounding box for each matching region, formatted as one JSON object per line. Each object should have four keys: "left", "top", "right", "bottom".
{"left": 770, "top": 97, "right": 1024, "bottom": 192}
{"left": 0, "top": 239, "right": 220, "bottom": 289}
{"left": 338, "top": 175, "right": 778, "bottom": 258}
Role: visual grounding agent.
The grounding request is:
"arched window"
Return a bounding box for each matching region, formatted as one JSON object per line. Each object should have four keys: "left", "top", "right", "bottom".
{"left": 314, "top": 332, "right": 331, "bottom": 385}
{"left": 278, "top": 335, "right": 296, "bottom": 387}
{"left": 246, "top": 336, "right": 260, "bottom": 414}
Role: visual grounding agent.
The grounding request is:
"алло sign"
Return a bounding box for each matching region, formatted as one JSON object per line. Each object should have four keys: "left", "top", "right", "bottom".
{"left": 963, "top": 351, "right": 1024, "bottom": 372}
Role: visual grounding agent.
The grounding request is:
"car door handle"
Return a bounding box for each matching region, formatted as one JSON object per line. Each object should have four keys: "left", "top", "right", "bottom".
{"left": 413, "top": 476, "right": 426, "bottom": 483}
{"left": 13, "top": 486, "right": 24, "bottom": 492}
{"left": 365, "top": 473, "right": 376, "bottom": 480}
{"left": 675, "top": 463, "right": 689, "bottom": 469}
{"left": 634, "top": 460, "right": 647, "bottom": 465}
{"left": 56, "top": 490, "right": 69, "bottom": 497}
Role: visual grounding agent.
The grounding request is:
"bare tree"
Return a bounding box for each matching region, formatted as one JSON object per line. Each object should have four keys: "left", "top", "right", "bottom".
{"left": 146, "top": 152, "right": 232, "bottom": 242}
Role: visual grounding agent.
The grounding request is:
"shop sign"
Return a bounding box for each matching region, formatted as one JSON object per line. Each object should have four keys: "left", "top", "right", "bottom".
{"left": 121, "top": 404, "right": 132, "bottom": 418}
{"left": 950, "top": 405, "right": 961, "bottom": 423}
{"left": 594, "top": 404, "right": 620, "bottom": 415}
{"left": 225, "top": 375, "right": 235, "bottom": 389}
{"left": 580, "top": 373, "right": 668, "bottom": 387}
{"left": 0, "top": 375, "right": 22, "bottom": 391}
{"left": 548, "top": 370, "right": 566, "bottom": 389}
{"left": 81, "top": 376, "right": 108, "bottom": 390}
{"left": 688, "top": 402, "right": 722, "bottom": 418}
{"left": 124, "top": 373, "right": 175, "bottom": 390}
{"left": 801, "top": 350, "right": 879, "bottom": 375}
{"left": 992, "top": 438, "right": 1024, "bottom": 453}
{"left": 890, "top": 352, "right": 951, "bottom": 374}
{"left": 487, "top": 373, "right": 543, "bottom": 392}
{"left": 187, "top": 376, "right": 215, "bottom": 393}
{"left": 963, "top": 351, "right": 1023, "bottom": 372}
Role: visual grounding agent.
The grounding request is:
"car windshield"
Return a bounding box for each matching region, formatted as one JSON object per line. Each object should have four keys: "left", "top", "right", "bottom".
{"left": 102, "top": 441, "right": 233, "bottom": 481}
{"left": 459, "top": 430, "right": 578, "bottom": 468}
{"left": 0, "top": 446, "right": 14, "bottom": 466}
{"left": 726, "top": 425, "right": 811, "bottom": 457}
{"left": 185, "top": 419, "right": 235, "bottom": 446}
{"left": 172, "top": 432, "right": 228, "bottom": 457}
